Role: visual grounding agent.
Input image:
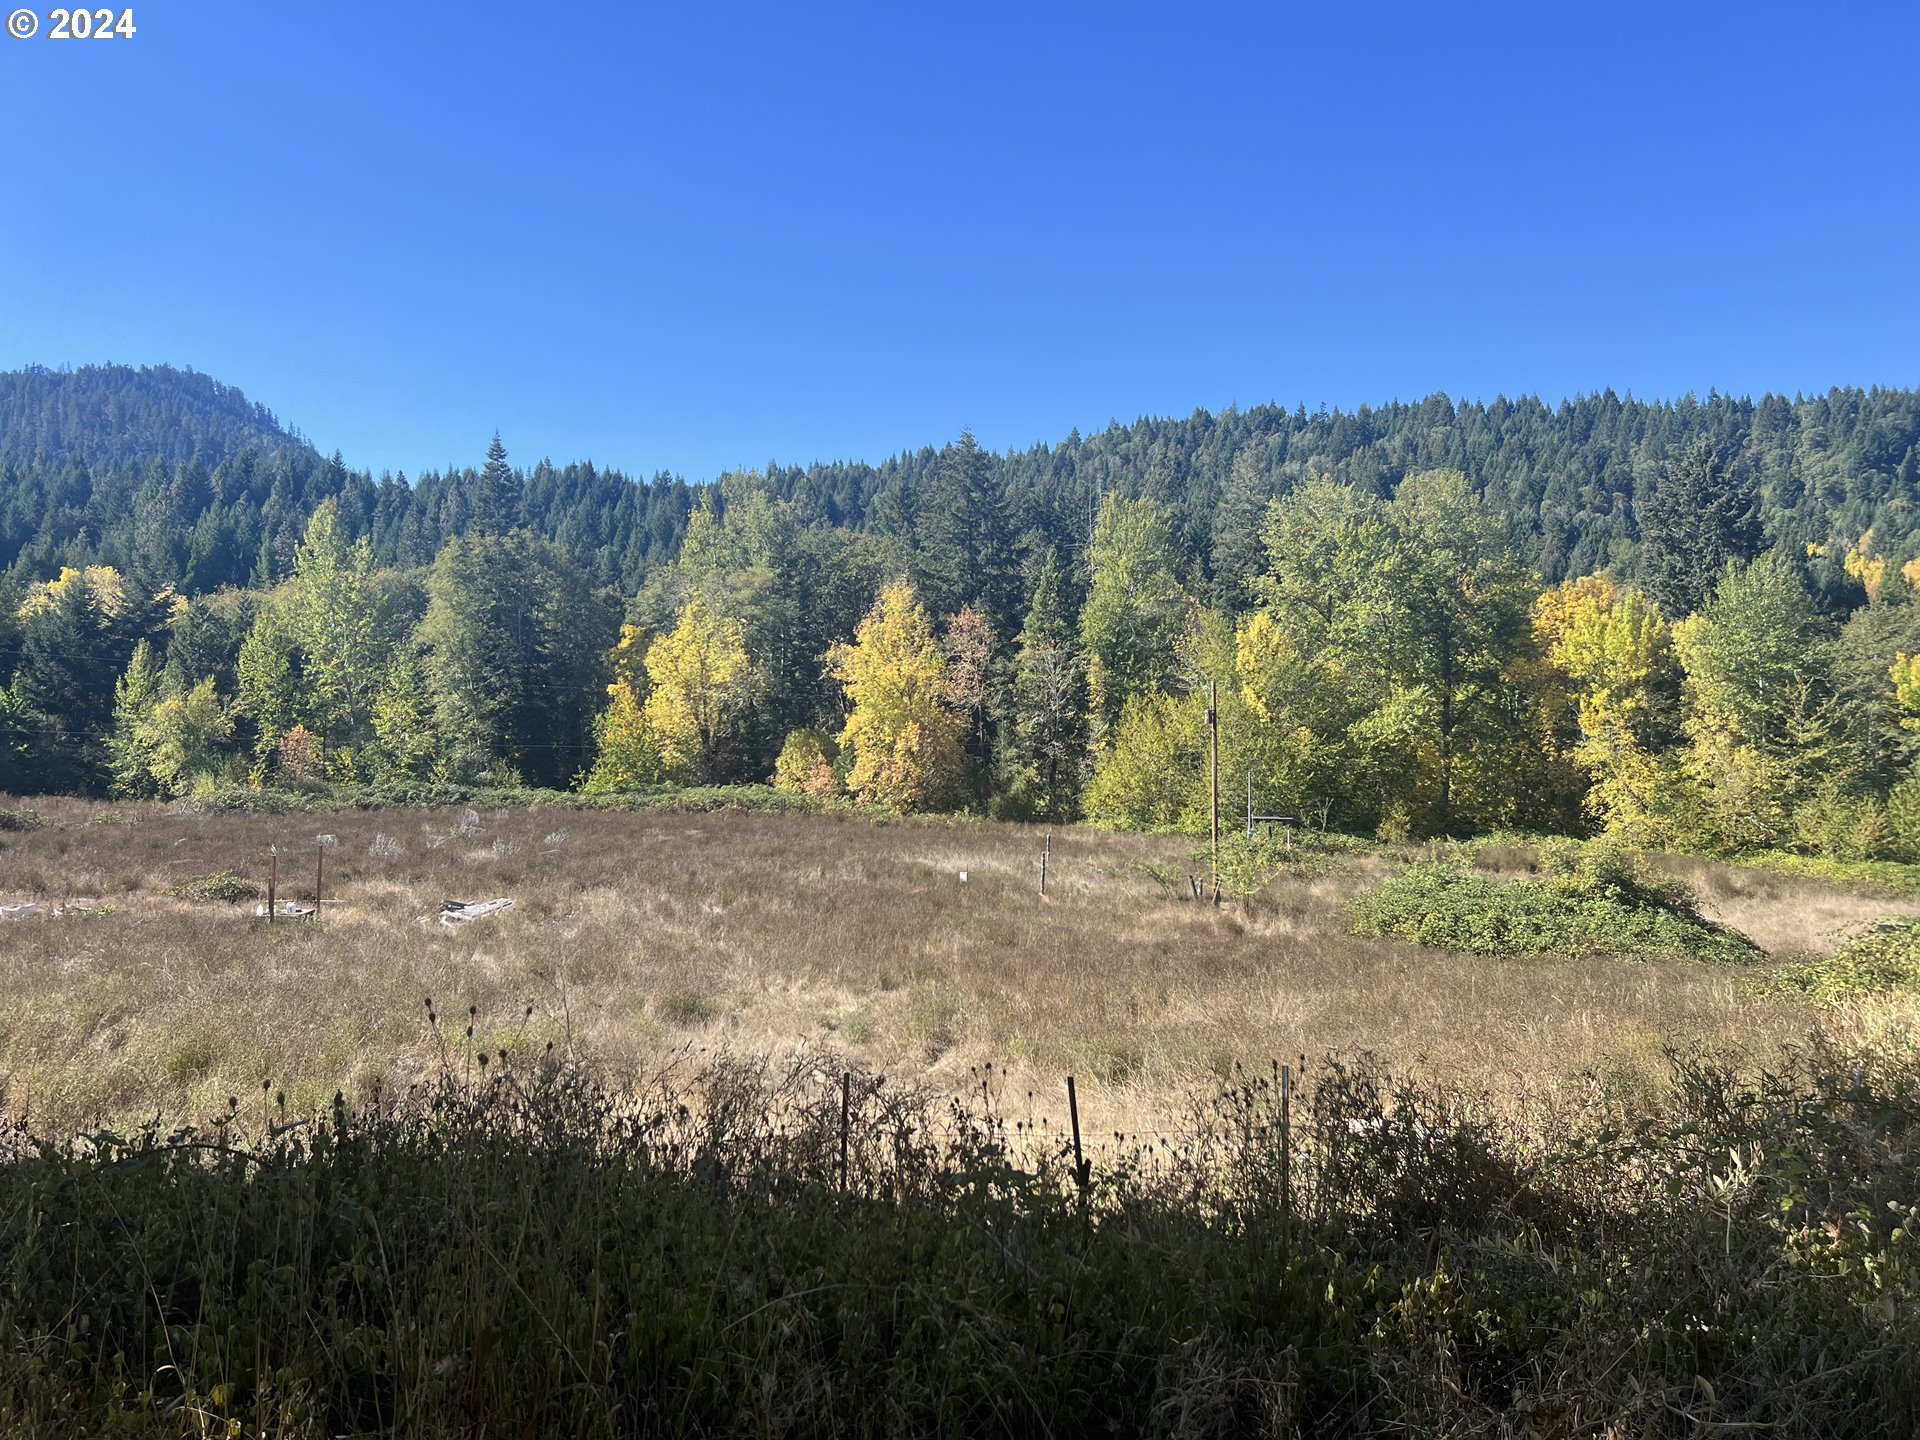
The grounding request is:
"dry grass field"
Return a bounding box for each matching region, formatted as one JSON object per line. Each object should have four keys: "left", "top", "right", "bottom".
{"left": 1, "top": 797, "right": 1912, "bottom": 1133}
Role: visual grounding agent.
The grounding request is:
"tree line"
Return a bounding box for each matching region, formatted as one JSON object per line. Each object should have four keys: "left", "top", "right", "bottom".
{"left": 6, "top": 377, "right": 1920, "bottom": 856}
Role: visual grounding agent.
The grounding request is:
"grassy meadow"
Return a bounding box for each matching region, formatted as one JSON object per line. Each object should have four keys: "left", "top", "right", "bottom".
{"left": 6, "top": 798, "right": 1920, "bottom": 1436}
{"left": 1, "top": 797, "right": 1909, "bottom": 1132}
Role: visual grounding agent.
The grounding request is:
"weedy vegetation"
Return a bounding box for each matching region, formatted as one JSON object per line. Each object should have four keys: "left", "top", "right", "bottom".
{"left": 2, "top": 1040, "right": 1918, "bottom": 1437}
{"left": 1347, "top": 843, "right": 1760, "bottom": 962}
{"left": 1766, "top": 917, "right": 1920, "bottom": 1006}
{"left": 3, "top": 799, "right": 1920, "bottom": 1435}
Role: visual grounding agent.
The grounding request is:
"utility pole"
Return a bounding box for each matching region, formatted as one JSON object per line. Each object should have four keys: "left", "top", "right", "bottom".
{"left": 1208, "top": 679, "right": 1220, "bottom": 905}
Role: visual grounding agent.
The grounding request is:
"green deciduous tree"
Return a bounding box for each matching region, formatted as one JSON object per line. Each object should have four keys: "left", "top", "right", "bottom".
{"left": 1665, "top": 554, "right": 1834, "bottom": 851}
{"left": 234, "top": 608, "right": 301, "bottom": 763}
{"left": 1254, "top": 472, "right": 1538, "bottom": 835}
{"left": 368, "top": 650, "right": 438, "bottom": 784}
{"left": 106, "top": 639, "right": 167, "bottom": 798}
{"left": 283, "top": 499, "right": 394, "bottom": 769}
{"left": 139, "top": 677, "right": 234, "bottom": 797}
{"left": 1081, "top": 494, "right": 1189, "bottom": 727}
{"left": 1080, "top": 688, "right": 1207, "bottom": 831}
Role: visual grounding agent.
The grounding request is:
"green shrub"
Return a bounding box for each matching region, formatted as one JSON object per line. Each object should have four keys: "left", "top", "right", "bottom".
{"left": 1348, "top": 848, "right": 1755, "bottom": 961}
{"left": 1738, "top": 850, "right": 1920, "bottom": 898}
{"left": 1885, "top": 771, "right": 1920, "bottom": 862}
{"left": 1204, "top": 832, "right": 1330, "bottom": 899}
{"left": 1765, "top": 918, "right": 1920, "bottom": 1005}
{"left": 167, "top": 870, "right": 261, "bottom": 905}
{"left": 1792, "top": 783, "right": 1891, "bottom": 862}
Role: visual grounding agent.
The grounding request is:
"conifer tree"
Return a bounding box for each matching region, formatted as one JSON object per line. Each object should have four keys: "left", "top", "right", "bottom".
{"left": 999, "top": 549, "right": 1088, "bottom": 818}
{"left": 470, "top": 432, "right": 522, "bottom": 537}
{"left": 1637, "top": 441, "right": 1760, "bottom": 618}
{"left": 1210, "top": 443, "right": 1277, "bottom": 610}
{"left": 912, "top": 432, "right": 1015, "bottom": 629}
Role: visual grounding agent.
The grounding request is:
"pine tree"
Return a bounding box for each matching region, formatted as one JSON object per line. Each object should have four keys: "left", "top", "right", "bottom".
{"left": 1000, "top": 549, "right": 1089, "bottom": 818}
{"left": 1637, "top": 441, "right": 1760, "bottom": 618}
{"left": 470, "top": 433, "right": 522, "bottom": 537}
{"left": 1210, "top": 443, "right": 1277, "bottom": 611}
{"left": 912, "top": 432, "right": 1015, "bottom": 630}
{"left": 417, "top": 530, "right": 617, "bottom": 787}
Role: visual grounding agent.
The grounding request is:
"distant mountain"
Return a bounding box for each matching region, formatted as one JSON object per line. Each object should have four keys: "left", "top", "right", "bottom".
{"left": 0, "top": 364, "right": 313, "bottom": 472}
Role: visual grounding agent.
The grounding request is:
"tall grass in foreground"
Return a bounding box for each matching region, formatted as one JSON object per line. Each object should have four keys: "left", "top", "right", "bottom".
{"left": 2, "top": 1038, "right": 1918, "bottom": 1439}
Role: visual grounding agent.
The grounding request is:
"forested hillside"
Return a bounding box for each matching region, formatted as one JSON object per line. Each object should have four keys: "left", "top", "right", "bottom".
{"left": 0, "top": 365, "right": 312, "bottom": 472}
{"left": 7, "top": 365, "right": 1920, "bottom": 860}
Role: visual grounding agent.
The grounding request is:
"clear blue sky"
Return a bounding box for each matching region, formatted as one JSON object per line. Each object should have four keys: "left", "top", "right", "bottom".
{"left": 4, "top": 1, "right": 1917, "bottom": 482}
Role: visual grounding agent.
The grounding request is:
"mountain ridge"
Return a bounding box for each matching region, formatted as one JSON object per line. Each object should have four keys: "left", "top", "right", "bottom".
{"left": 3, "top": 364, "right": 1920, "bottom": 608}
{"left": 0, "top": 363, "right": 313, "bottom": 473}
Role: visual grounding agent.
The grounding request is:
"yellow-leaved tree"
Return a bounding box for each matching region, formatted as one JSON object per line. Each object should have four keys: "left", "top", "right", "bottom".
{"left": 1891, "top": 651, "right": 1920, "bottom": 728}
{"left": 642, "top": 595, "right": 762, "bottom": 784}
{"left": 581, "top": 624, "right": 663, "bottom": 794}
{"left": 772, "top": 728, "right": 838, "bottom": 798}
{"left": 828, "top": 581, "right": 964, "bottom": 811}
{"left": 1535, "top": 577, "right": 1682, "bottom": 840}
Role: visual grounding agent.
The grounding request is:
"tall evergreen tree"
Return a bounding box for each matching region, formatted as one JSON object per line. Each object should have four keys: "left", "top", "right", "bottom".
{"left": 470, "top": 433, "right": 522, "bottom": 537}
{"left": 912, "top": 432, "right": 1015, "bottom": 630}
{"left": 417, "top": 530, "right": 616, "bottom": 787}
{"left": 1637, "top": 440, "right": 1760, "bottom": 618}
{"left": 999, "top": 548, "right": 1089, "bottom": 818}
{"left": 1210, "top": 443, "right": 1278, "bottom": 610}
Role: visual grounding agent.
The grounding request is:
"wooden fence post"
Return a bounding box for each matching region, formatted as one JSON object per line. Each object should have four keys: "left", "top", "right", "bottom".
{"left": 1067, "top": 1075, "right": 1089, "bottom": 1192}
{"left": 839, "top": 1071, "right": 851, "bottom": 1193}
{"left": 1279, "top": 1062, "right": 1293, "bottom": 1236}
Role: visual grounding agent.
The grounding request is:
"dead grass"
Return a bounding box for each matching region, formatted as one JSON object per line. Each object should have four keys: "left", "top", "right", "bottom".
{"left": 0, "top": 797, "right": 1878, "bottom": 1133}
{"left": 1649, "top": 851, "right": 1920, "bottom": 954}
